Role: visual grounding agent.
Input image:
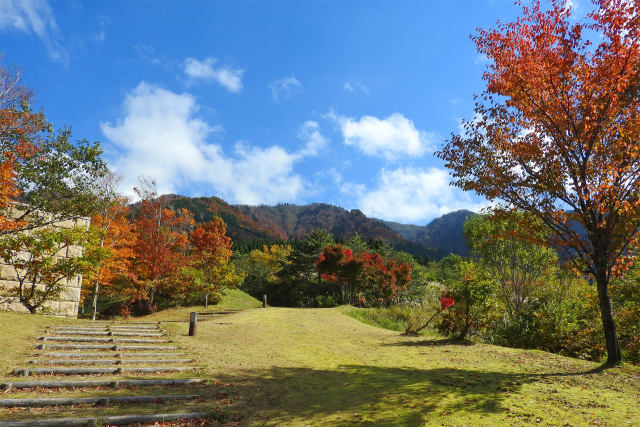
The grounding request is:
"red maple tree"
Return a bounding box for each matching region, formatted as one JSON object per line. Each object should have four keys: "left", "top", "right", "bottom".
{"left": 438, "top": 0, "right": 640, "bottom": 363}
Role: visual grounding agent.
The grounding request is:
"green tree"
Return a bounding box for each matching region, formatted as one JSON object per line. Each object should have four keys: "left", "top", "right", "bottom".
{"left": 0, "top": 226, "right": 101, "bottom": 313}
{"left": 346, "top": 232, "right": 369, "bottom": 255}
{"left": 438, "top": 259, "right": 496, "bottom": 340}
{"left": 0, "top": 63, "right": 107, "bottom": 236}
{"left": 277, "top": 228, "right": 334, "bottom": 306}
{"left": 10, "top": 128, "right": 108, "bottom": 233}
{"left": 463, "top": 214, "right": 558, "bottom": 319}
{"left": 237, "top": 244, "right": 292, "bottom": 300}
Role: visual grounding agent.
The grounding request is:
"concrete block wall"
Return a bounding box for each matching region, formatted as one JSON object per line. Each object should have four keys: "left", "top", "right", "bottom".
{"left": 0, "top": 216, "right": 91, "bottom": 318}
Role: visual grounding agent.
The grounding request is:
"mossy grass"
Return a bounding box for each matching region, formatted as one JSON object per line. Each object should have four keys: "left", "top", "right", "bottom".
{"left": 1, "top": 303, "right": 638, "bottom": 425}
{"left": 138, "top": 288, "right": 263, "bottom": 322}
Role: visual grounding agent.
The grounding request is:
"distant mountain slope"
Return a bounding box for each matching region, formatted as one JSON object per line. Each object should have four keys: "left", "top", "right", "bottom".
{"left": 379, "top": 210, "right": 477, "bottom": 257}
{"left": 158, "top": 195, "right": 469, "bottom": 260}
{"left": 234, "top": 203, "right": 441, "bottom": 259}
{"left": 235, "top": 203, "right": 399, "bottom": 241}
{"left": 166, "top": 196, "right": 282, "bottom": 241}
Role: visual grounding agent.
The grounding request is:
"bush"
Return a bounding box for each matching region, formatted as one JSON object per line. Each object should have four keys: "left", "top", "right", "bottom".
{"left": 347, "top": 306, "right": 435, "bottom": 333}
{"left": 436, "top": 260, "right": 496, "bottom": 340}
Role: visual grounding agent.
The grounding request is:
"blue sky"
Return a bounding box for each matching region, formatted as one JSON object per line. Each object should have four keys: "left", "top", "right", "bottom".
{"left": 0, "top": 0, "right": 587, "bottom": 225}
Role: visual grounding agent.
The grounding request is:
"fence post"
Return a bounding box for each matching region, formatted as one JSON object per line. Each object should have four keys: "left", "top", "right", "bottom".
{"left": 263, "top": 294, "right": 267, "bottom": 308}
{"left": 189, "top": 312, "right": 198, "bottom": 336}
{"left": 204, "top": 293, "right": 208, "bottom": 308}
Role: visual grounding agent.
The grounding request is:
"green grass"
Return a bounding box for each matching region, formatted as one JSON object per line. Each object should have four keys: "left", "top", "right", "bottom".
{"left": 346, "top": 305, "right": 436, "bottom": 334}
{"left": 140, "top": 288, "right": 262, "bottom": 322}
{"left": 1, "top": 304, "right": 639, "bottom": 425}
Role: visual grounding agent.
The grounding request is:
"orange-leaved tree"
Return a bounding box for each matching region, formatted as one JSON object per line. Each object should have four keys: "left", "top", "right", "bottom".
{"left": 132, "top": 179, "right": 193, "bottom": 312}
{"left": 84, "top": 185, "right": 136, "bottom": 319}
{"left": 184, "top": 215, "right": 242, "bottom": 302}
{"left": 437, "top": 0, "right": 640, "bottom": 364}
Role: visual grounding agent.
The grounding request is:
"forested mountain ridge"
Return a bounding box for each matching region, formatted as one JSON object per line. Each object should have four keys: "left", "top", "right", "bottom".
{"left": 161, "top": 195, "right": 473, "bottom": 259}
{"left": 166, "top": 195, "right": 282, "bottom": 241}
{"left": 235, "top": 203, "right": 399, "bottom": 241}
{"left": 377, "top": 210, "right": 477, "bottom": 257}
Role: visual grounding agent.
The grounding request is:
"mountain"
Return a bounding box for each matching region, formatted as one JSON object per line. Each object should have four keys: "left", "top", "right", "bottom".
{"left": 166, "top": 195, "right": 282, "bottom": 241}
{"left": 378, "top": 210, "right": 477, "bottom": 257}
{"left": 161, "top": 195, "right": 471, "bottom": 260}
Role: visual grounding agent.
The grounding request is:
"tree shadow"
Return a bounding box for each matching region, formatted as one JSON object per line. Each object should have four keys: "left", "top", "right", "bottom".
{"left": 0, "top": 364, "right": 616, "bottom": 425}
{"left": 390, "top": 337, "right": 476, "bottom": 347}
{"left": 200, "top": 364, "right": 588, "bottom": 425}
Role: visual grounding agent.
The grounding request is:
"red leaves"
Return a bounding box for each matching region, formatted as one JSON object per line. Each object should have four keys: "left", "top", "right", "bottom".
{"left": 440, "top": 295, "right": 455, "bottom": 310}
{"left": 316, "top": 244, "right": 412, "bottom": 306}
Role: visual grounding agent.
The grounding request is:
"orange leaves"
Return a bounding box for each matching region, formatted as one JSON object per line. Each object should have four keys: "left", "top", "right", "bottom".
{"left": 0, "top": 65, "right": 45, "bottom": 235}
{"left": 87, "top": 197, "right": 136, "bottom": 296}
{"left": 190, "top": 216, "right": 232, "bottom": 257}
{"left": 438, "top": 0, "right": 640, "bottom": 277}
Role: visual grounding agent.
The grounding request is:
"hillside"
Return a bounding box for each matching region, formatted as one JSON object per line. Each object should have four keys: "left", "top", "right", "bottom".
{"left": 235, "top": 203, "right": 400, "bottom": 242}
{"left": 162, "top": 195, "right": 471, "bottom": 259}
{"left": 166, "top": 195, "right": 282, "bottom": 242}
{"left": 379, "top": 210, "right": 476, "bottom": 257}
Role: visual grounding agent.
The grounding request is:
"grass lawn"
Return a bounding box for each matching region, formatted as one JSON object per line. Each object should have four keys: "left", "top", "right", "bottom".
{"left": 0, "top": 298, "right": 638, "bottom": 425}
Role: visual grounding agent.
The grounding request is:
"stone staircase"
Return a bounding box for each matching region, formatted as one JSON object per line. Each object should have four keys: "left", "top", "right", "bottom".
{"left": 0, "top": 321, "right": 209, "bottom": 426}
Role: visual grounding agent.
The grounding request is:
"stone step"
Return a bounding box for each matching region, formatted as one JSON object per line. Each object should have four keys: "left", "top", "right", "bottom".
{"left": 37, "top": 343, "right": 178, "bottom": 350}
{"left": 52, "top": 327, "right": 163, "bottom": 332}
{"left": 40, "top": 352, "right": 186, "bottom": 358}
{"left": 13, "top": 366, "right": 195, "bottom": 376}
{"left": 0, "top": 394, "right": 199, "bottom": 407}
{"left": 47, "top": 331, "right": 165, "bottom": 337}
{"left": 1, "top": 378, "right": 203, "bottom": 390}
{"left": 0, "top": 412, "right": 206, "bottom": 426}
{"left": 40, "top": 336, "right": 169, "bottom": 343}
{"left": 72, "top": 322, "right": 161, "bottom": 326}
{"left": 30, "top": 359, "right": 193, "bottom": 365}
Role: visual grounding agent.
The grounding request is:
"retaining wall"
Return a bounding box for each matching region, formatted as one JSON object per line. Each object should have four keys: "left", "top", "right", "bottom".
{"left": 0, "top": 216, "right": 90, "bottom": 317}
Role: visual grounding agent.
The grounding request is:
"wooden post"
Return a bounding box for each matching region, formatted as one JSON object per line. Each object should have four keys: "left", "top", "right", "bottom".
{"left": 204, "top": 293, "right": 208, "bottom": 308}
{"left": 188, "top": 312, "right": 197, "bottom": 336}
{"left": 263, "top": 294, "right": 267, "bottom": 308}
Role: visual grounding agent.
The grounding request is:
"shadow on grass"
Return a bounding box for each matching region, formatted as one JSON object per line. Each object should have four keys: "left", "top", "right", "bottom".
{"left": 391, "top": 337, "right": 476, "bottom": 347}
{"left": 201, "top": 364, "right": 602, "bottom": 425}
{"left": 0, "top": 364, "right": 614, "bottom": 425}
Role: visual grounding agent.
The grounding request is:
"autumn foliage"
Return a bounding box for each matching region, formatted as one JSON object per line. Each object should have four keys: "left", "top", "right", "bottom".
{"left": 80, "top": 178, "right": 244, "bottom": 316}
{"left": 182, "top": 216, "right": 241, "bottom": 301}
{"left": 0, "top": 66, "right": 43, "bottom": 233}
{"left": 438, "top": 0, "right": 640, "bottom": 364}
{"left": 317, "top": 244, "right": 412, "bottom": 306}
{"left": 82, "top": 194, "right": 136, "bottom": 318}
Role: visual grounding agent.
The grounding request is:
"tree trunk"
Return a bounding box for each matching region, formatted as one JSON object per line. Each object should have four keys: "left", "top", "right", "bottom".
{"left": 595, "top": 272, "right": 621, "bottom": 365}
{"left": 92, "top": 281, "right": 100, "bottom": 321}
{"left": 92, "top": 239, "right": 105, "bottom": 321}
{"left": 457, "top": 303, "right": 471, "bottom": 340}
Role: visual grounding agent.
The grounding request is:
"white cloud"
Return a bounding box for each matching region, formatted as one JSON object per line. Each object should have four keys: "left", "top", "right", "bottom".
{"left": 296, "top": 120, "right": 327, "bottom": 157}
{"left": 329, "top": 112, "right": 434, "bottom": 160}
{"left": 353, "top": 167, "right": 488, "bottom": 224}
{"left": 101, "top": 82, "right": 312, "bottom": 204}
{"left": 343, "top": 80, "right": 369, "bottom": 96}
{"left": 0, "top": 0, "right": 67, "bottom": 62}
{"left": 184, "top": 57, "right": 244, "bottom": 93}
{"left": 269, "top": 76, "right": 302, "bottom": 102}
{"left": 564, "top": 0, "right": 580, "bottom": 12}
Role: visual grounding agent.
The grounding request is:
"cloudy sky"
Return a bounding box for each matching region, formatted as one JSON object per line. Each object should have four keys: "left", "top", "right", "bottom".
{"left": 0, "top": 0, "right": 588, "bottom": 224}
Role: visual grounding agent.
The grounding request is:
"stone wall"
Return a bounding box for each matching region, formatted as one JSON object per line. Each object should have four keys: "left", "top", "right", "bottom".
{"left": 0, "top": 216, "right": 91, "bottom": 318}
